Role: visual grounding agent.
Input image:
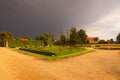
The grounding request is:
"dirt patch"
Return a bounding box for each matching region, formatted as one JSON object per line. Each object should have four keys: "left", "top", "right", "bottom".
{"left": 0, "top": 47, "right": 120, "bottom": 80}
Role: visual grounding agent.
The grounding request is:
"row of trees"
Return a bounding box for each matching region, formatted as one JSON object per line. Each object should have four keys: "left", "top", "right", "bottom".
{"left": 28, "top": 31, "right": 120, "bottom": 45}
{"left": 98, "top": 39, "right": 114, "bottom": 44}
{"left": 35, "top": 32, "right": 54, "bottom": 47}
{"left": 98, "top": 34, "right": 120, "bottom": 44}
{"left": 1, "top": 28, "right": 120, "bottom": 47}
{"left": 34, "top": 27, "right": 87, "bottom": 47}
{"left": 60, "top": 27, "right": 87, "bottom": 46}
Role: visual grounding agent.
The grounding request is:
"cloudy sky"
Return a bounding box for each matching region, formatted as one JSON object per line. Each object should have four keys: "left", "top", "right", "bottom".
{"left": 0, "top": 0, "right": 120, "bottom": 40}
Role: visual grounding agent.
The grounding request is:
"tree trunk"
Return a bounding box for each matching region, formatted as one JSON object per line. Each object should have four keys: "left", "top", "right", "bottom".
{"left": 5, "top": 41, "right": 8, "bottom": 47}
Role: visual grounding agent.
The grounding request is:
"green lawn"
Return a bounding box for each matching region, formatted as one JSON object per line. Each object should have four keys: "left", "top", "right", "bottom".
{"left": 13, "top": 46, "right": 93, "bottom": 60}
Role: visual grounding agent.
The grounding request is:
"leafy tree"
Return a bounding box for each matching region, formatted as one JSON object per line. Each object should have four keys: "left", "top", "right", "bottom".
{"left": 51, "top": 33, "right": 54, "bottom": 42}
{"left": 69, "top": 27, "right": 78, "bottom": 46}
{"left": 109, "top": 39, "right": 114, "bottom": 44}
{"left": 0, "top": 31, "right": 14, "bottom": 47}
{"left": 94, "top": 37, "right": 99, "bottom": 41}
{"left": 35, "top": 33, "right": 54, "bottom": 47}
{"left": 98, "top": 40, "right": 107, "bottom": 44}
{"left": 43, "top": 32, "right": 53, "bottom": 47}
{"left": 36, "top": 35, "right": 46, "bottom": 46}
{"left": 60, "top": 33, "right": 66, "bottom": 45}
{"left": 0, "top": 31, "right": 14, "bottom": 40}
{"left": 35, "top": 35, "right": 40, "bottom": 40}
{"left": 36, "top": 35, "right": 44, "bottom": 41}
{"left": 116, "top": 33, "right": 120, "bottom": 43}
{"left": 77, "top": 29, "right": 87, "bottom": 44}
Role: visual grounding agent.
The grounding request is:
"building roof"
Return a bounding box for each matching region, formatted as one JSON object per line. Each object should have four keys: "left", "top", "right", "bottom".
{"left": 87, "top": 37, "right": 96, "bottom": 41}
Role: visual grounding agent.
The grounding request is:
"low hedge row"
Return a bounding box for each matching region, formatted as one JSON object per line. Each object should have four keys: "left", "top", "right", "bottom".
{"left": 95, "top": 47, "right": 120, "bottom": 50}
{"left": 19, "top": 48, "right": 56, "bottom": 56}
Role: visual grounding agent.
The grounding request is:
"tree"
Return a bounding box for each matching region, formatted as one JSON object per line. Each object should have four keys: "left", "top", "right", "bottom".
{"left": 35, "top": 35, "right": 41, "bottom": 40}
{"left": 36, "top": 35, "right": 44, "bottom": 41}
{"left": 0, "top": 31, "right": 14, "bottom": 40}
{"left": 0, "top": 31, "right": 14, "bottom": 47}
{"left": 77, "top": 29, "right": 87, "bottom": 44}
{"left": 60, "top": 33, "right": 66, "bottom": 45}
{"left": 35, "top": 33, "right": 54, "bottom": 47}
{"left": 35, "top": 35, "right": 44, "bottom": 46}
{"left": 117, "top": 33, "right": 120, "bottom": 43}
{"left": 51, "top": 33, "right": 54, "bottom": 42}
{"left": 43, "top": 32, "right": 53, "bottom": 47}
{"left": 98, "top": 40, "right": 107, "bottom": 44}
{"left": 109, "top": 39, "right": 114, "bottom": 44}
{"left": 69, "top": 27, "right": 78, "bottom": 46}
{"left": 94, "top": 37, "right": 99, "bottom": 41}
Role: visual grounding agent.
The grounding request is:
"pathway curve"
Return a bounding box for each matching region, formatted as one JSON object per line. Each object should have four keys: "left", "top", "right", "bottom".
{"left": 0, "top": 47, "right": 120, "bottom": 80}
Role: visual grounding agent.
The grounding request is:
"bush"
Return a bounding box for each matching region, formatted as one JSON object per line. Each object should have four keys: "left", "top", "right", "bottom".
{"left": 9, "top": 40, "right": 43, "bottom": 48}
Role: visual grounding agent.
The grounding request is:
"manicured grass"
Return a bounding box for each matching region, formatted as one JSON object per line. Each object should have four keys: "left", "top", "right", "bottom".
{"left": 79, "top": 44, "right": 120, "bottom": 47}
{"left": 13, "top": 46, "right": 93, "bottom": 60}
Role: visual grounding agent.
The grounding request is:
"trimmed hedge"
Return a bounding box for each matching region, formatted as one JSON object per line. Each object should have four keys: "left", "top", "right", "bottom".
{"left": 19, "top": 48, "right": 56, "bottom": 56}
{"left": 95, "top": 47, "right": 120, "bottom": 50}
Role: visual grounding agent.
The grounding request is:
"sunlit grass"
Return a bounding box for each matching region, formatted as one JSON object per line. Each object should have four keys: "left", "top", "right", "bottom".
{"left": 13, "top": 46, "right": 93, "bottom": 60}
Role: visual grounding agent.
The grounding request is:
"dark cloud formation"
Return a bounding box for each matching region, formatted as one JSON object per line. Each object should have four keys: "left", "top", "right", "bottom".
{"left": 0, "top": 0, "right": 120, "bottom": 39}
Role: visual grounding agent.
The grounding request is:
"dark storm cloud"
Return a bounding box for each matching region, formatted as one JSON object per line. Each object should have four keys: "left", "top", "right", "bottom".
{"left": 0, "top": 0, "right": 120, "bottom": 38}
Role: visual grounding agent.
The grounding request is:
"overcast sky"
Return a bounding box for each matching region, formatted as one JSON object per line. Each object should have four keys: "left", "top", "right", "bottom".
{"left": 0, "top": 0, "right": 120, "bottom": 40}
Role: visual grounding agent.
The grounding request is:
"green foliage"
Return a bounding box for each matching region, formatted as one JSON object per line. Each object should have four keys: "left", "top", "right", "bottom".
{"left": 9, "top": 39, "right": 42, "bottom": 48}
{"left": 69, "top": 27, "right": 78, "bottom": 46}
{"left": 109, "top": 39, "right": 114, "bottom": 44}
{"left": 60, "top": 33, "right": 66, "bottom": 45}
{"left": 43, "top": 32, "right": 53, "bottom": 46}
{"left": 35, "top": 35, "right": 41, "bottom": 40}
{"left": 116, "top": 33, "right": 120, "bottom": 43}
{"left": 19, "top": 48, "right": 55, "bottom": 56}
{"left": 51, "top": 33, "right": 54, "bottom": 42}
{"left": 36, "top": 35, "right": 44, "bottom": 41}
{"left": 77, "top": 29, "right": 87, "bottom": 44}
{"left": 89, "top": 40, "right": 98, "bottom": 44}
{"left": 36, "top": 32, "right": 54, "bottom": 47}
{"left": 66, "top": 27, "right": 88, "bottom": 46}
{"left": 98, "top": 40, "right": 107, "bottom": 44}
{"left": 94, "top": 37, "right": 99, "bottom": 41}
{"left": 0, "top": 31, "right": 14, "bottom": 47}
{"left": 18, "top": 46, "right": 92, "bottom": 60}
{"left": 0, "top": 31, "right": 14, "bottom": 40}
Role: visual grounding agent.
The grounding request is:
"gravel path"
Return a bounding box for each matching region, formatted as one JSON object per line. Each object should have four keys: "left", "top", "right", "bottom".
{"left": 0, "top": 47, "right": 120, "bottom": 80}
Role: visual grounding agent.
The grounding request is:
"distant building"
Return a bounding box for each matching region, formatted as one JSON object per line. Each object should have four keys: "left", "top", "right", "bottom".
{"left": 87, "top": 37, "right": 99, "bottom": 44}
{"left": 87, "top": 37, "right": 96, "bottom": 41}
{"left": 21, "top": 37, "right": 30, "bottom": 41}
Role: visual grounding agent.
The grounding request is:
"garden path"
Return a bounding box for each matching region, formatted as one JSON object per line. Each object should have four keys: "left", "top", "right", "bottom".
{"left": 0, "top": 47, "right": 120, "bottom": 80}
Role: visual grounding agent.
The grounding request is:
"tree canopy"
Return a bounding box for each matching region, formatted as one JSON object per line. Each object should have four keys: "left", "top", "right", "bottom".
{"left": 0, "top": 31, "right": 14, "bottom": 47}
{"left": 116, "top": 33, "right": 120, "bottom": 43}
{"left": 0, "top": 31, "right": 14, "bottom": 41}
{"left": 36, "top": 32, "right": 54, "bottom": 47}
{"left": 77, "top": 29, "right": 87, "bottom": 44}
{"left": 60, "top": 33, "right": 66, "bottom": 45}
{"left": 69, "top": 27, "right": 78, "bottom": 46}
